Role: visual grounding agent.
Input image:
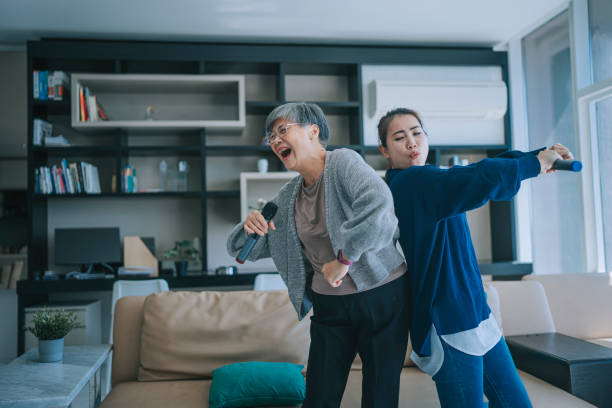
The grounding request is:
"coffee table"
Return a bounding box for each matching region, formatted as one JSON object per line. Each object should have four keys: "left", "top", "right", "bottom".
{"left": 507, "top": 333, "right": 612, "bottom": 408}
{"left": 0, "top": 344, "right": 111, "bottom": 408}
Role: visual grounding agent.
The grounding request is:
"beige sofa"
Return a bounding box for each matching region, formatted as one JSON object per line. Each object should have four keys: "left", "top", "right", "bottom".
{"left": 100, "top": 286, "right": 594, "bottom": 408}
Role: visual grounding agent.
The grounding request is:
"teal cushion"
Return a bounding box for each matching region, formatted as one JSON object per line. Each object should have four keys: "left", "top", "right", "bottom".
{"left": 209, "top": 362, "right": 306, "bottom": 408}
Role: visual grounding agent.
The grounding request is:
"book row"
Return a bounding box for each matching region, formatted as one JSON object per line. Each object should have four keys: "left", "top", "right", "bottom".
{"left": 77, "top": 83, "right": 109, "bottom": 122}
{"left": 33, "top": 70, "right": 69, "bottom": 101}
{"left": 35, "top": 159, "right": 101, "bottom": 195}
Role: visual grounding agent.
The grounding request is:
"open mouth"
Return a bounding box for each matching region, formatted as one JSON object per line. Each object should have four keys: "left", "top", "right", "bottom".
{"left": 278, "top": 147, "right": 292, "bottom": 160}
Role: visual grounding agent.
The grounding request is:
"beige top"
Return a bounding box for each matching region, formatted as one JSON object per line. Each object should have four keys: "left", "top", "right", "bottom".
{"left": 295, "top": 173, "right": 405, "bottom": 296}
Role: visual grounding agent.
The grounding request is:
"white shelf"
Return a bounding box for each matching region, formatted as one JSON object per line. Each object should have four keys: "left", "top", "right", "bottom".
{"left": 240, "top": 172, "right": 299, "bottom": 219}
{"left": 71, "top": 74, "right": 246, "bottom": 130}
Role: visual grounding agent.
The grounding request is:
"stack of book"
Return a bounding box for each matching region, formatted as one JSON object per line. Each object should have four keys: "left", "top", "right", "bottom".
{"left": 77, "top": 84, "right": 108, "bottom": 122}
{"left": 33, "top": 71, "right": 70, "bottom": 101}
{"left": 32, "top": 118, "right": 70, "bottom": 146}
{"left": 35, "top": 158, "right": 101, "bottom": 195}
{"left": 32, "top": 118, "right": 52, "bottom": 146}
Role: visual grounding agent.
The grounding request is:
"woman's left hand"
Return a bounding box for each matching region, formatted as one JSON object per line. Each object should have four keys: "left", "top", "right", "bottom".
{"left": 322, "top": 260, "right": 349, "bottom": 288}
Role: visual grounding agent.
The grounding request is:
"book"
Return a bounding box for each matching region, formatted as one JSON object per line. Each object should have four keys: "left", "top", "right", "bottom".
{"left": 33, "top": 118, "right": 52, "bottom": 146}
{"left": 60, "top": 158, "right": 74, "bottom": 193}
{"left": 91, "top": 164, "right": 101, "bottom": 193}
{"left": 87, "top": 93, "right": 98, "bottom": 122}
{"left": 44, "top": 135, "right": 70, "bottom": 146}
{"left": 96, "top": 97, "right": 109, "bottom": 120}
{"left": 52, "top": 71, "right": 70, "bottom": 101}
{"left": 76, "top": 162, "right": 85, "bottom": 192}
{"left": 44, "top": 166, "right": 53, "bottom": 194}
{"left": 33, "top": 71, "right": 39, "bottom": 99}
{"left": 8, "top": 261, "right": 24, "bottom": 289}
{"left": 1, "top": 264, "right": 11, "bottom": 289}
{"left": 39, "top": 71, "right": 48, "bottom": 101}
{"left": 69, "top": 162, "right": 81, "bottom": 193}
{"left": 48, "top": 72, "right": 54, "bottom": 99}
{"left": 79, "top": 85, "right": 87, "bottom": 122}
{"left": 34, "top": 168, "right": 40, "bottom": 194}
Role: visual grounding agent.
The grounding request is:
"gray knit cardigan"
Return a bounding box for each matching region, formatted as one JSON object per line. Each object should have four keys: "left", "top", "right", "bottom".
{"left": 227, "top": 148, "right": 404, "bottom": 319}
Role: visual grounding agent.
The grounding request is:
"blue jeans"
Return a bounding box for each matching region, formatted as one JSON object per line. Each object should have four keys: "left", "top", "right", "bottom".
{"left": 432, "top": 337, "right": 533, "bottom": 408}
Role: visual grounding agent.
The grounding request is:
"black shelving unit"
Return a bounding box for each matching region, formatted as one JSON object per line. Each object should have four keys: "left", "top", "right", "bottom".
{"left": 26, "top": 38, "right": 516, "bottom": 275}
{"left": 20, "top": 38, "right": 518, "bottom": 354}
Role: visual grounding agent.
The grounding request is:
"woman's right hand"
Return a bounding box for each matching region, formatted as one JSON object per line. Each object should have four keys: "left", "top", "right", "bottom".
{"left": 244, "top": 210, "right": 276, "bottom": 236}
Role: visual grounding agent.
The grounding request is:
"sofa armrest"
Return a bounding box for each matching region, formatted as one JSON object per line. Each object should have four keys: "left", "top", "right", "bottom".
{"left": 524, "top": 273, "right": 612, "bottom": 339}
{"left": 112, "top": 295, "right": 147, "bottom": 386}
{"left": 488, "top": 281, "right": 556, "bottom": 336}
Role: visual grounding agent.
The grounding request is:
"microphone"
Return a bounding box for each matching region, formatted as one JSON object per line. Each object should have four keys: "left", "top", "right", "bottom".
{"left": 235, "top": 202, "right": 278, "bottom": 264}
{"left": 551, "top": 159, "right": 582, "bottom": 172}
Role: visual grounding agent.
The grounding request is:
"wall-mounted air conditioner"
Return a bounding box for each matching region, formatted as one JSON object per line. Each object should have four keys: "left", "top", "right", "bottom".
{"left": 366, "top": 79, "right": 508, "bottom": 146}
{"left": 370, "top": 80, "right": 507, "bottom": 120}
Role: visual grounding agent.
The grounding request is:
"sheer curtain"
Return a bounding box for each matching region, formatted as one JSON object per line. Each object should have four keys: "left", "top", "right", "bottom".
{"left": 522, "top": 11, "right": 585, "bottom": 274}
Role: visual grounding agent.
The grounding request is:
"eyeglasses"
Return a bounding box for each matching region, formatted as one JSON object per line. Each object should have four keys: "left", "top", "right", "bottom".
{"left": 266, "top": 122, "right": 302, "bottom": 145}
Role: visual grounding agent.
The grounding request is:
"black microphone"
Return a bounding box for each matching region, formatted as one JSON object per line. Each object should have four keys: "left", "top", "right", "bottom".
{"left": 551, "top": 159, "right": 582, "bottom": 172}
{"left": 235, "top": 202, "right": 278, "bottom": 264}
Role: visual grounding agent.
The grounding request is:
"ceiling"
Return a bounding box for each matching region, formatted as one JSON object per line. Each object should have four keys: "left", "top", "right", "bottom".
{"left": 0, "top": 0, "right": 568, "bottom": 50}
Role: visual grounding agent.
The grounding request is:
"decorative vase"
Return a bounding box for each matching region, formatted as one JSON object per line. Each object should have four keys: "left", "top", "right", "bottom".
{"left": 38, "top": 337, "right": 64, "bottom": 362}
{"left": 175, "top": 261, "right": 188, "bottom": 277}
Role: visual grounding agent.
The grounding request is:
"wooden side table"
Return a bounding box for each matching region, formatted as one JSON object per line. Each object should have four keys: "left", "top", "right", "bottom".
{"left": 507, "top": 333, "right": 612, "bottom": 408}
{"left": 0, "top": 344, "right": 111, "bottom": 408}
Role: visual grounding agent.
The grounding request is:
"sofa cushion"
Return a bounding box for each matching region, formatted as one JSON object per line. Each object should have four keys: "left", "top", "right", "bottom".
{"left": 339, "top": 368, "right": 595, "bottom": 407}
{"left": 488, "top": 281, "right": 556, "bottom": 335}
{"left": 100, "top": 380, "right": 211, "bottom": 408}
{"left": 525, "top": 273, "right": 612, "bottom": 339}
{"left": 209, "top": 362, "right": 305, "bottom": 408}
{"left": 138, "top": 290, "right": 310, "bottom": 381}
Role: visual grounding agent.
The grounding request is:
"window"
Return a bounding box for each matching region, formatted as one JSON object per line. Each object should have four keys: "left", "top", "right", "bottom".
{"left": 522, "top": 11, "right": 586, "bottom": 274}
{"left": 589, "top": 0, "right": 612, "bottom": 272}
{"left": 595, "top": 97, "right": 612, "bottom": 271}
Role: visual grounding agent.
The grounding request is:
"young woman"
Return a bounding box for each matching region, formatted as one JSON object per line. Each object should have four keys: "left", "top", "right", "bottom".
{"left": 227, "top": 102, "right": 409, "bottom": 407}
{"left": 377, "top": 107, "right": 573, "bottom": 407}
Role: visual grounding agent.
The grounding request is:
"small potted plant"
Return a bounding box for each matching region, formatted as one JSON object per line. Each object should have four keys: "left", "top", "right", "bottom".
{"left": 24, "top": 308, "right": 81, "bottom": 362}
{"left": 163, "top": 240, "right": 200, "bottom": 277}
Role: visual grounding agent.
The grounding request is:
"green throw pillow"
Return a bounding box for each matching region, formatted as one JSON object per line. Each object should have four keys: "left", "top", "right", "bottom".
{"left": 209, "top": 362, "right": 305, "bottom": 408}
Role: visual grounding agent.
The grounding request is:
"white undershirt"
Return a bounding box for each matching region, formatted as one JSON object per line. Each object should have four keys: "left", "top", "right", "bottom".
{"left": 410, "top": 313, "right": 502, "bottom": 377}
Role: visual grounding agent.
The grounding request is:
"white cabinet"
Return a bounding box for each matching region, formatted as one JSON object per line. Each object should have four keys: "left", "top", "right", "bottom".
{"left": 25, "top": 300, "right": 101, "bottom": 351}
{"left": 240, "top": 172, "right": 298, "bottom": 220}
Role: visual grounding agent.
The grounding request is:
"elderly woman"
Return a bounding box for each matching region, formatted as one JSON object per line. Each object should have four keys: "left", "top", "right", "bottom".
{"left": 227, "top": 102, "right": 409, "bottom": 407}
{"left": 377, "top": 107, "right": 573, "bottom": 408}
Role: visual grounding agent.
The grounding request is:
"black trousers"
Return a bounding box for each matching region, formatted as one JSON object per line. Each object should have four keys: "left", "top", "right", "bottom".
{"left": 303, "top": 274, "right": 410, "bottom": 408}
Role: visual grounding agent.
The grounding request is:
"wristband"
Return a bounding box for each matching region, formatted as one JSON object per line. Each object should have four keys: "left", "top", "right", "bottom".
{"left": 337, "top": 250, "right": 353, "bottom": 266}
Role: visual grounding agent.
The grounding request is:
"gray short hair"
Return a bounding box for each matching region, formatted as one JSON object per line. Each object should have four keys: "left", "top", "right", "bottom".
{"left": 265, "top": 102, "right": 330, "bottom": 147}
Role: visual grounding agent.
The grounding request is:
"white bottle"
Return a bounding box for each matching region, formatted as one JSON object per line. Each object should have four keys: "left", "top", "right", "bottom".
{"left": 177, "top": 160, "right": 188, "bottom": 192}
{"left": 159, "top": 160, "right": 168, "bottom": 191}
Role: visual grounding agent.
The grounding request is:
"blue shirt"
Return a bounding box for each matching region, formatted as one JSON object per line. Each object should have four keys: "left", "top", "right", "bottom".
{"left": 386, "top": 150, "right": 541, "bottom": 356}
